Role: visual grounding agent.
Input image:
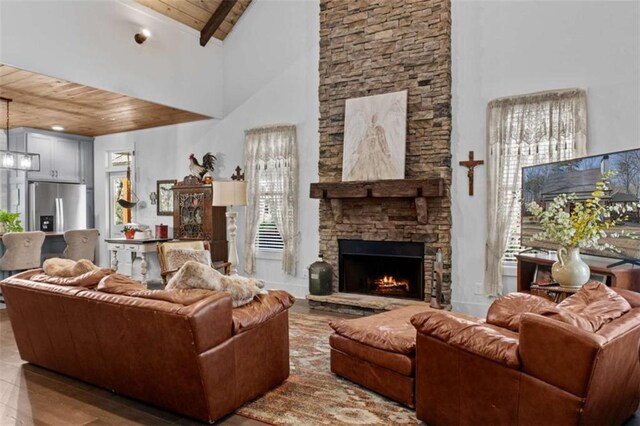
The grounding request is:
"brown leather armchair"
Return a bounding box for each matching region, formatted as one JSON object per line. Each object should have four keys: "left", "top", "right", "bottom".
{"left": 411, "top": 284, "right": 640, "bottom": 426}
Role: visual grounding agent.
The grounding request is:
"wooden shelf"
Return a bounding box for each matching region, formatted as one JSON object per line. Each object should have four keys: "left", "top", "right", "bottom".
{"left": 309, "top": 178, "right": 444, "bottom": 199}
{"left": 309, "top": 179, "right": 444, "bottom": 224}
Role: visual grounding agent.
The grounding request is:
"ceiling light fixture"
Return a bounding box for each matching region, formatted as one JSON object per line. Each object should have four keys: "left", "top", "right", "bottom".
{"left": 134, "top": 28, "right": 151, "bottom": 45}
{"left": 0, "top": 97, "right": 41, "bottom": 171}
{"left": 51, "top": 125, "right": 64, "bottom": 131}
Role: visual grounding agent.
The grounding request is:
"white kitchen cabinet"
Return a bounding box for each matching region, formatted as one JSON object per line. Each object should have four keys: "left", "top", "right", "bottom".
{"left": 27, "top": 133, "right": 80, "bottom": 182}
{"left": 25, "top": 133, "right": 54, "bottom": 181}
{"left": 79, "top": 140, "right": 94, "bottom": 188}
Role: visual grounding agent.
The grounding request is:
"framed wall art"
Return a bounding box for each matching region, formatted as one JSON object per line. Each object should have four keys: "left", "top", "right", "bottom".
{"left": 533, "top": 265, "right": 554, "bottom": 286}
{"left": 342, "top": 90, "right": 408, "bottom": 182}
{"left": 157, "top": 179, "right": 176, "bottom": 216}
{"left": 589, "top": 273, "right": 608, "bottom": 285}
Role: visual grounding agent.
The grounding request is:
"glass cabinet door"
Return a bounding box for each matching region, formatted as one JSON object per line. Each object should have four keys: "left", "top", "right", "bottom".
{"left": 178, "top": 192, "right": 205, "bottom": 238}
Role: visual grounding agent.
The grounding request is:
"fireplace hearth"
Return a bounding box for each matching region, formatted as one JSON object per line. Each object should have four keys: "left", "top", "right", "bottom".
{"left": 339, "top": 239, "right": 424, "bottom": 301}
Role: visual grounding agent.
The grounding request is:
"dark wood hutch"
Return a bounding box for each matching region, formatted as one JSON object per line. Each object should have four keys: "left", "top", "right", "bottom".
{"left": 172, "top": 176, "right": 228, "bottom": 263}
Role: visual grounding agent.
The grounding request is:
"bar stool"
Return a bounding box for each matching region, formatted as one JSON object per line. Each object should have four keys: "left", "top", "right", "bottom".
{"left": 0, "top": 231, "right": 46, "bottom": 274}
{"left": 63, "top": 229, "right": 99, "bottom": 262}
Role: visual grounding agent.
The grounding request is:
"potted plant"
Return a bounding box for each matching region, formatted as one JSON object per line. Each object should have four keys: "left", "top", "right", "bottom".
{"left": 0, "top": 210, "right": 24, "bottom": 236}
{"left": 526, "top": 172, "right": 638, "bottom": 287}
{"left": 122, "top": 224, "right": 137, "bottom": 240}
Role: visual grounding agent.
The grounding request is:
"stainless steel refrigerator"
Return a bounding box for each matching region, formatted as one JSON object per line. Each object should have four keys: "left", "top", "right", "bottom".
{"left": 29, "top": 182, "right": 87, "bottom": 232}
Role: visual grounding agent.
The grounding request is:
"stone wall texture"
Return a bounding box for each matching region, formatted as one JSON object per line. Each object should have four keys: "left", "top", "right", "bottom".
{"left": 318, "top": 0, "right": 453, "bottom": 305}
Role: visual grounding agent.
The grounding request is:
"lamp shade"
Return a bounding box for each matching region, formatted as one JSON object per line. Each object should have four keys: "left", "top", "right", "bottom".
{"left": 212, "top": 180, "right": 247, "bottom": 207}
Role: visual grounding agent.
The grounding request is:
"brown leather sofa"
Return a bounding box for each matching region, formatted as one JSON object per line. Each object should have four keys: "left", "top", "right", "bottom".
{"left": 411, "top": 283, "right": 640, "bottom": 426}
{"left": 1, "top": 270, "right": 294, "bottom": 423}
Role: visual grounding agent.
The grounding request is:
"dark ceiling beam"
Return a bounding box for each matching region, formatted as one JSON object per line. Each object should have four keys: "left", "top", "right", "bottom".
{"left": 200, "top": 0, "right": 238, "bottom": 47}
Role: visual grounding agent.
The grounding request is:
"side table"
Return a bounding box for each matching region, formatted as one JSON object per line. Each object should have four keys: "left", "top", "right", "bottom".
{"left": 104, "top": 238, "right": 170, "bottom": 286}
{"left": 530, "top": 284, "right": 580, "bottom": 303}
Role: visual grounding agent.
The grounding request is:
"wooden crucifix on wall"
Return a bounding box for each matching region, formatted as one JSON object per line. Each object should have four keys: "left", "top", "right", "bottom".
{"left": 459, "top": 151, "right": 484, "bottom": 196}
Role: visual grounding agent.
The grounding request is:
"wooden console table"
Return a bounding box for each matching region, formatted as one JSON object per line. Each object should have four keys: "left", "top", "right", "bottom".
{"left": 516, "top": 252, "right": 640, "bottom": 297}
{"left": 105, "top": 238, "right": 170, "bottom": 287}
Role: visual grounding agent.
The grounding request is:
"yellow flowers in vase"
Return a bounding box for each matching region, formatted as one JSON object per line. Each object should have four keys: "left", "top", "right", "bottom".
{"left": 526, "top": 172, "right": 638, "bottom": 253}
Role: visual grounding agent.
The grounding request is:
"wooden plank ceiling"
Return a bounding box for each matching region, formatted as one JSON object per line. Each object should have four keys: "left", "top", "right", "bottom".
{"left": 134, "top": 0, "right": 252, "bottom": 42}
{"left": 0, "top": 65, "right": 210, "bottom": 137}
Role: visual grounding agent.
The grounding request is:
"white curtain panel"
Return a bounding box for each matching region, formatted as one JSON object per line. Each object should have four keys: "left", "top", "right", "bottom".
{"left": 244, "top": 125, "right": 298, "bottom": 275}
{"left": 484, "top": 89, "right": 587, "bottom": 296}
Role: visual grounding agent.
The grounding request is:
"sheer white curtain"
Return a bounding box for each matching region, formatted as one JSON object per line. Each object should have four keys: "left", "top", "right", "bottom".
{"left": 244, "top": 125, "right": 298, "bottom": 275}
{"left": 484, "top": 89, "right": 587, "bottom": 296}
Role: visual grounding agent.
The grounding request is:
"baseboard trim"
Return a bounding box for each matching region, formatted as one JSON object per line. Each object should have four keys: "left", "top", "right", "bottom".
{"left": 263, "top": 281, "right": 307, "bottom": 298}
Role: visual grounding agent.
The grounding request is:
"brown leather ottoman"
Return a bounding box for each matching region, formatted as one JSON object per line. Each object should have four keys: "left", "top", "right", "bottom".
{"left": 329, "top": 305, "right": 432, "bottom": 408}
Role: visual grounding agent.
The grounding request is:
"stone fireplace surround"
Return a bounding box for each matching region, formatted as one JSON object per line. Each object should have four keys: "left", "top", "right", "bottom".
{"left": 312, "top": 0, "right": 453, "bottom": 310}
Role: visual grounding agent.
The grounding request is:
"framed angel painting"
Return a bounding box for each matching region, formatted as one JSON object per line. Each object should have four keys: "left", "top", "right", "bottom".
{"left": 342, "top": 90, "right": 407, "bottom": 181}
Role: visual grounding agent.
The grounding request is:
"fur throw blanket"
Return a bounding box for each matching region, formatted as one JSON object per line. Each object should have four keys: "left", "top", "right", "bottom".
{"left": 166, "top": 261, "right": 266, "bottom": 307}
{"left": 43, "top": 258, "right": 98, "bottom": 278}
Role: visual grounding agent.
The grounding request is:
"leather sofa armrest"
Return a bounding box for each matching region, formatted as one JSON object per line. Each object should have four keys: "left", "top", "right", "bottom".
{"left": 412, "top": 310, "right": 520, "bottom": 368}
{"left": 614, "top": 288, "right": 640, "bottom": 308}
{"left": 411, "top": 310, "right": 484, "bottom": 341}
{"left": 180, "top": 292, "right": 234, "bottom": 353}
{"left": 519, "top": 313, "right": 605, "bottom": 397}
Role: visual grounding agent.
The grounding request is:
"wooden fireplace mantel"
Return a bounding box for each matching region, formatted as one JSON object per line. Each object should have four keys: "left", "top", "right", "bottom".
{"left": 309, "top": 178, "right": 445, "bottom": 224}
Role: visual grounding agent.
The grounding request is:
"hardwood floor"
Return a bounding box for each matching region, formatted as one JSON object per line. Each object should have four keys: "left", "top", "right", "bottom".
{"left": 0, "top": 300, "right": 340, "bottom": 425}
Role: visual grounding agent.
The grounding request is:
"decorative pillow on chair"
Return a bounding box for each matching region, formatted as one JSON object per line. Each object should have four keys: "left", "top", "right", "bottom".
{"left": 553, "top": 282, "right": 631, "bottom": 331}
{"left": 43, "top": 258, "right": 98, "bottom": 277}
{"left": 486, "top": 293, "right": 557, "bottom": 332}
{"left": 165, "top": 248, "right": 211, "bottom": 271}
{"left": 166, "top": 261, "right": 265, "bottom": 307}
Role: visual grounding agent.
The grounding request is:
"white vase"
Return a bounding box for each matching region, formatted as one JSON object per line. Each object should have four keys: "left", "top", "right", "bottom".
{"left": 552, "top": 247, "right": 590, "bottom": 288}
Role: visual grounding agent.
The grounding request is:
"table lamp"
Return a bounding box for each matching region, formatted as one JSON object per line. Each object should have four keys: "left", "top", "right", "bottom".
{"left": 212, "top": 180, "right": 247, "bottom": 275}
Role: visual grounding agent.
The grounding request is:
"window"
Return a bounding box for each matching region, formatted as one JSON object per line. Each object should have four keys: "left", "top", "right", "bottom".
{"left": 501, "top": 132, "right": 559, "bottom": 263}
{"left": 255, "top": 194, "right": 285, "bottom": 252}
{"left": 106, "top": 150, "right": 133, "bottom": 236}
{"left": 244, "top": 125, "right": 298, "bottom": 275}
{"left": 484, "top": 89, "right": 587, "bottom": 296}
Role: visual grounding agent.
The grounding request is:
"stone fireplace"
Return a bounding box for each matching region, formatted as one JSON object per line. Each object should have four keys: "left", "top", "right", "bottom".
{"left": 313, "top": 0, "right": 453, "bottom": 308}
{"left": 340, "top": 239, "right": 424, "bottom": 300}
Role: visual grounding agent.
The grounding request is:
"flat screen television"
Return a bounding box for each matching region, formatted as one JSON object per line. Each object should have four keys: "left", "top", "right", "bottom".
{"left": 521, "top": 148, "right": 640, "bottom": 261}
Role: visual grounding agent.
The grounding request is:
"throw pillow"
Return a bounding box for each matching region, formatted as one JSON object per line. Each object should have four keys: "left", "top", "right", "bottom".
{"left": 43, "top": 258, "right": 98, "bottom": 278}
{"left": 166, "top": 261, "right": 265, "bottom": 307}
{"left": 486, "top": 293, "right": 558, "bottom": 332}
{"left": 165, "top": 248, "right": 211, "bottom": 271}
{"left": 98, "top": 274, "right": 219, "bottom": 306}
{"left": 555, "top": 282, "right": 631, "bottom": 332}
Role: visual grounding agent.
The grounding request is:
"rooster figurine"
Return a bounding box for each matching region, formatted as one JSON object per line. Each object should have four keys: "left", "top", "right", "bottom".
{"left": 188, "top": 152, "right": 217, "bottom": 180}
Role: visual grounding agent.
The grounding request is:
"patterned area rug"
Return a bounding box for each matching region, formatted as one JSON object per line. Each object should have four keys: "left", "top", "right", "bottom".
{"left": 236, "top": 311, "right": 421, "bottom": 425}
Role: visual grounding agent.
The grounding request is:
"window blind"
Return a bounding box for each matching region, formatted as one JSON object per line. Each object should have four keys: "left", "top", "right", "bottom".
{"left": 255, "top": 193, "right": 284, "bottom": 252}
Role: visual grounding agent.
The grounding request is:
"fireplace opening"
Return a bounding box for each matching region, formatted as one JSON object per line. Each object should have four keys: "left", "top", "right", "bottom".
{"left": 339, "top": 239, "right": 424, "bottom": 300}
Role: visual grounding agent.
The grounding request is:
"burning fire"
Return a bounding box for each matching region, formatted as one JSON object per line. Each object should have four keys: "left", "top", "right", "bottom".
{"left": 373, "top": 275, "right": 410, "bottom": 293}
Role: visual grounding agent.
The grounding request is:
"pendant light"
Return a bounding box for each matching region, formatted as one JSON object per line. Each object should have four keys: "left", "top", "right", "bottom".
{"left": 117, "top": 152, "right": 139, "bottom": 208}
{"left": 0, "top": 97, "right": 41, "bottom": 171}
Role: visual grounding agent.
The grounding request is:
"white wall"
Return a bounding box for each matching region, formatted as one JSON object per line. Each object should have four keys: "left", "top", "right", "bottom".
{"left": 94, "top": 0, "right": 320, "bottom": 296}
{"left": 451, "top": 0, "right": 640, "bottom": 316}
{"left": 215, "top": 0, "right": 320, "bottom": 297}
{"left": 94, "top": 120, "right": 219, "bottom": 279}
{"left": 0, "top": 0, "right": 223, "bottom": 117}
